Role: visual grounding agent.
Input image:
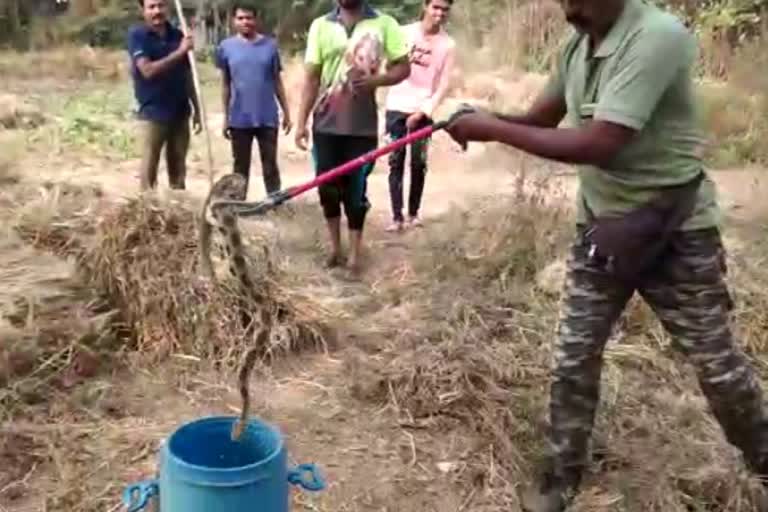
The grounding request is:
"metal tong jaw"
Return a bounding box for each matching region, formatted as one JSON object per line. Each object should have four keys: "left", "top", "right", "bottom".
{"left": 435, "top": 103, "right": 478, "bottom": 152}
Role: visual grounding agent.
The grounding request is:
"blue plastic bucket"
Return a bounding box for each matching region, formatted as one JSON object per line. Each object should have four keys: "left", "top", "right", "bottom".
{"left": 122, "top": 416, "right": 325, "bottom": 512}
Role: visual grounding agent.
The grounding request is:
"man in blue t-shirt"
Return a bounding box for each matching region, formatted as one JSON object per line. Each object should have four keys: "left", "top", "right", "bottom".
{"left": 215, "top": 2, "right": 292, "bottom": 197}
{"left": 127, "top": 0, "right": 201, "bottom": 191}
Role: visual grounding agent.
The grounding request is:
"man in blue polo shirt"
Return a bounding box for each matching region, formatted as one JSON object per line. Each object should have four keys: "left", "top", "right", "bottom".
{"left": 215, "top": 1, "right": 292, "bottom": 197}
{"left": 127, "top": 0, "right": 201, "bottom": 192}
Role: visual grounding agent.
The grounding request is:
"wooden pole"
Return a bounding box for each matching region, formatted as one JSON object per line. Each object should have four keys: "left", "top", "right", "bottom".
{"left": 172, "top": 0, "right": 215, "bottom": 187}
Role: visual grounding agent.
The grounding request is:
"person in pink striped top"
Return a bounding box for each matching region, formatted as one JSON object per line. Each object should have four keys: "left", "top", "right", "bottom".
{"left": 384, "top": 0, "right": 456, "bottom": 232}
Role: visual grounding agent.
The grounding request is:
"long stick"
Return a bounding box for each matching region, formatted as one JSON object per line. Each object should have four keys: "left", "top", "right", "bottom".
{"left": 172, "top": 0, "right": 215, "bottom": 186}
{"left": 210, "top": 105, "right": 477, "bottom": 217}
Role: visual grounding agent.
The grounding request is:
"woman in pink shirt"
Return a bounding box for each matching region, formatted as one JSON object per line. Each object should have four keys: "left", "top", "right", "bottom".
{"left": 384, "top": 0, "right": 456, "bottom": 232}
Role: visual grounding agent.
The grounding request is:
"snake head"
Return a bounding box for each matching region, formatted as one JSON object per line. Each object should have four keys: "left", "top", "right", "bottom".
{"left": 205, "top": 174, "right": 248, "bottom": 226}
{"left": 212, "top": 174, "right": 248, "bottom": 202}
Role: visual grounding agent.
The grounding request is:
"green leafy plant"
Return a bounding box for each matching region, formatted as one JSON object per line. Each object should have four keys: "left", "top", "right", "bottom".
{"left": 53, "top": 90, "right": 138, "bottom": 158}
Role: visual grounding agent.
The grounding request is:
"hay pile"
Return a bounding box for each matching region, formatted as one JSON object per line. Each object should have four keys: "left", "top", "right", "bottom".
{"left": 6, "top": 184, "right": 334, "bottom": 416}
{"left": 345, "top": 188, "right": 768, "bottom": 511}
{"left": 0, "top": 181, "right": 117, "bottom": 417}
{"left": 3, "top": 185, "right": 338, "bottom": 512}
{"left": 76, "top": 196, "right": 333, "bottom": 366}
{"left": 12, "top": 181, "right": 104, "bottom": 251}
{"left": 346, "top": 192, "right": 563, "bottom": 508}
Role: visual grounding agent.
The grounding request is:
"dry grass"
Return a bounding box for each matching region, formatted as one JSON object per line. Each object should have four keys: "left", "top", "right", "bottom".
{"left": 0, "top": 367, "right": 230, "bottom": 512}
{"left": 696, "top": 33, "right": 768, "bottom": 167}
{"left": 7, "top": 177, "right": 768, "bottom": 510}
{"left": 442, "top": 0, "right": 562, "bottom": 118}
{"left": 721, "top": 226, "right": 768, "bottom": 361}
{"left": 0, "top": 94, "right": 45, "bottom": 130}
{"left": 0, "top": 184, "right": 340, "bottom": 510}
{"left": 0, "top": 181, "right": 119, "bottom": 422}
{"left": 345, "top": 181, "right": 568, "bottom": 509}
{"left": 3, "top": 5, "right": 768, "bottom": 511}
{"left": 450, "top": 0, "right": 567, "bottom": 74}
{"left": 446, "top": 0, "right": 768, "bottom": 168}
{"left": 11, "top": 181, "right": 104, "bottom": 243}
{"left": 0, "top": 133, "right": 24, "bottom": 186}
{"left": 3, "top": 177, "right": 333, "bottom": 386}
{"left": 343, "top": 175, "right": 768, "bottom": 511}
{"left": 80, "top": 196, "right": 334, "bottom": 365}
{"left": 0, "top": 286, "right": 118, "bottom": 417}
{"left": 0, "top": 45, "right": 126, "bottom": 83}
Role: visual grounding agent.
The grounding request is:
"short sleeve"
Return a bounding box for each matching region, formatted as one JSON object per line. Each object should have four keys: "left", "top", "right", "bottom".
{"left": 536, "top": 35, "right": 576, "bottom": 104}
{"left": 594, "top": 24, "right": 696, "bottom": 130}
{"left": 127, "top": 28, "right": 148, "bottom": 62}
{"left": 214, "top": 42, "right": 227, "bottom": 71}
{"left": 540, "top": 64, "right": 565, "bottom": 102}
{"left": 305, "top": 19, "right": 322, "bottom": 66}
{"left": 383, "top": 16, "right": 409, "bottom": 62}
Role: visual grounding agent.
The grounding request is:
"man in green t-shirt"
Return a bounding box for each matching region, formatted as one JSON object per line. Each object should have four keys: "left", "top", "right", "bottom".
{"left": 445, "top": 0, "right": 768, "bottom": 510}
{"left": 295, "top": 0, "right": 410, "bottom": 279}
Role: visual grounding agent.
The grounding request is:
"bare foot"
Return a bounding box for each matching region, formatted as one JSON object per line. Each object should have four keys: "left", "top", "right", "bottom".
{"left": 346, "top": 260, "right": 363, "bottom": 281}
{"left": 385, "top": 221, "right": 404, "bottom": 233}
{"left": 325, "top": 253, "right": 345, "bottom": 269}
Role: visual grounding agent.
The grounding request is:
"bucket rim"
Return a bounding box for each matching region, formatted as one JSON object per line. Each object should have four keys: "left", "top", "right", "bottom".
{"left": 165, "top": 415, "right": 285, "bottom": 476}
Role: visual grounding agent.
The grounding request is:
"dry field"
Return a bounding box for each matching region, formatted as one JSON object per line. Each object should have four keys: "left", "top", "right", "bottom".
{"left": 2, "top": 43, "right": 768, "bottom": 512}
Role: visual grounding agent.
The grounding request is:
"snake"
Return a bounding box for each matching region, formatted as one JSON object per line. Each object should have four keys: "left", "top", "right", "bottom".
{"left": 199, "top": 173, "right": 273, "bottom": 441}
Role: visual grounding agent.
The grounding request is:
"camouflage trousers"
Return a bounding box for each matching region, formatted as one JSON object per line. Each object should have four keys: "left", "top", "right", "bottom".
{"left": 547, "top": 226, "right": 768, "bottom": 487}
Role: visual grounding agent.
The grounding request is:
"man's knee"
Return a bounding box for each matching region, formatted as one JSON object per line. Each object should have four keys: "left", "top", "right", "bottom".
{"left": 168, "top": 122, "right": 189, "bottom": 158}
{"left": 139, "top": 121, "right": 167, "bottom": 185}
{"left": 318, "top": 184, "right": 342, "bottom": 219}
{"left": 346, "top": 205, "right": 367, "bottom": 231}
{"left": 557, "top": 288, "right": 626, "bottom": 351}
{"left": 141, "top": 121, "right": 166, "bottom": 156}
{"left": 259, "top": 129, "right": 280, "bottom": 171}
{"left": 388, "top": 147, "right": 406, "bottom": 171}
{"left": 262, "top": 155, "right": 281, "bottom": 192}
{"left": 682, "top": 331, "right": 753, "bottom": 385}
{"left": 551, "top": 325, "right": 607, "bottom": 382}
{"left": 412, "top": 140, "right": 429, "bottom": 170}
{"left": 231, "top": 132, "right": 252, "bottom": 173}
{"left": 342, "top": 170, "right": 370, "bottom": 227}
{"left": 167, "top": 157, "right": 187, "bottom": 188}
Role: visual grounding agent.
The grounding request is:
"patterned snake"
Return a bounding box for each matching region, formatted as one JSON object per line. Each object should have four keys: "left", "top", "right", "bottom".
{"left": 198, "top": 173, "right": 273, "bottom": 441}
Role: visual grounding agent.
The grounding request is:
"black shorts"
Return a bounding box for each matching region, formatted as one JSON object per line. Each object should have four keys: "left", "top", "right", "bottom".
{"left": 311, "top": 132, "right": 377, "bottom": 231}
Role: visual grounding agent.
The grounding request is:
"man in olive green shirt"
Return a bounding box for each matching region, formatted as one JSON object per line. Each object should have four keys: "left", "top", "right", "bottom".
{"left": 447, "top": 0, "right": 768, "bottom": 510}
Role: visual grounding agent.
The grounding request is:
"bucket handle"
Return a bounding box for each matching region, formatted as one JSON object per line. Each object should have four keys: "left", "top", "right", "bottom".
{"left": 122, "top": 479, "right": 159, "bottom": 512}
{"left": 287, "top": 463, "right": 326, "bottom": 492}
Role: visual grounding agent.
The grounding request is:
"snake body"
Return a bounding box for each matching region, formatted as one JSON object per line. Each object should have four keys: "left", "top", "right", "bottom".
{"left": 199, "top": 173, "right": 272, "bottom": 441}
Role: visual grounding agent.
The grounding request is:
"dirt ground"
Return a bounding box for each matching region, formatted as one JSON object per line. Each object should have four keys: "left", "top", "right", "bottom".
{"left": 3, "top": 59, "right": 768, "bottom": 512}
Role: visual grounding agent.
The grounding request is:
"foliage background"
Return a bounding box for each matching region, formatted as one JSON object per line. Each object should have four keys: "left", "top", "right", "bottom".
{"left": 0, "top": 0, "right": 765, "bottom": 53}
{"left": 1, "top": 0, "right": 767, "bottom": 166}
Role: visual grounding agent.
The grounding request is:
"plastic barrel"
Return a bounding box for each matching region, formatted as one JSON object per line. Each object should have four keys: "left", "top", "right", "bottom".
{"left": 123, "top": 416, "right": 325, "bottom": 512}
